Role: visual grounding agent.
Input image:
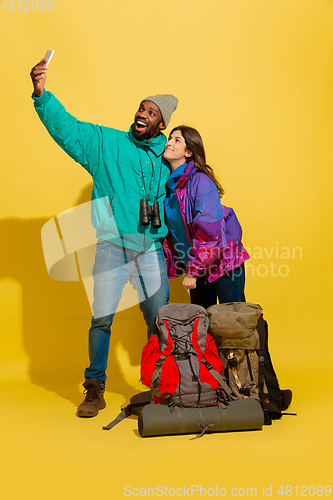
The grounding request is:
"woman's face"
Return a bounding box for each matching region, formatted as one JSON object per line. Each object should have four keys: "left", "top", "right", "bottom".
{"left": 164, "top": 130, "right": 192, "bottom": 169}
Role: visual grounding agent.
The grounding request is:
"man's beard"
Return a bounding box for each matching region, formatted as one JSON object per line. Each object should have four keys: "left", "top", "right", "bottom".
{"left": 133, "top": 121, "right": 160, "bottom": 141}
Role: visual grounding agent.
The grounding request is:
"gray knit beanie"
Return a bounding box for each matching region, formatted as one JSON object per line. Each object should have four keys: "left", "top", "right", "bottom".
{"left": 142, "top": 94, "right": 178, "bottom": 128}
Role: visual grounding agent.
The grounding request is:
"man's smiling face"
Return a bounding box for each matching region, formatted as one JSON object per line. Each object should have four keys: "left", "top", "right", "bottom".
{"left": 132, "top": 100, "right": 165, "bottom": 141}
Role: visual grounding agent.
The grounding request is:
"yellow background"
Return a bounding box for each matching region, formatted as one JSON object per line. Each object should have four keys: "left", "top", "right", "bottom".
{"left": 0, "top": 0, "right": 332, "bottom": 498}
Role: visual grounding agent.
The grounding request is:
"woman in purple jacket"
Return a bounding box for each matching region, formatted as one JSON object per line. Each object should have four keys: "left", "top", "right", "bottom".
{"left": 163, "top": 125, "right": 250, "bottom": 309}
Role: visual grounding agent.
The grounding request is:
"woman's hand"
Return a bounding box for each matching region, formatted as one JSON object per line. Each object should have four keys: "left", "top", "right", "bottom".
{"left": 182, "top": 274, "right": 197, "bottom": 291}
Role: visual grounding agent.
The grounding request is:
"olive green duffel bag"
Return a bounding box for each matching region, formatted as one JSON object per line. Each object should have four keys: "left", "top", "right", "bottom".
{"left": 138, "top": 398, "right": 264, "bottom": 438}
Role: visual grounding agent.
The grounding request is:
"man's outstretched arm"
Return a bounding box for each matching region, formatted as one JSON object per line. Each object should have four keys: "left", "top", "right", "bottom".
{"left": 30, "top": 58, "right": 103, "bottom": 176}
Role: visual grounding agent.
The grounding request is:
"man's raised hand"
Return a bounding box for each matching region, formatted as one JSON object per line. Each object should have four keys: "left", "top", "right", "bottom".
{"left": 30, "top": 59, "right": 48, "bottom": 97}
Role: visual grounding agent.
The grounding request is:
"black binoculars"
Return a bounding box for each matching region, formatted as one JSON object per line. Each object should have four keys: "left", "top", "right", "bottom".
{"left": 140, "top": 199, "right": 161, "bottom": 229}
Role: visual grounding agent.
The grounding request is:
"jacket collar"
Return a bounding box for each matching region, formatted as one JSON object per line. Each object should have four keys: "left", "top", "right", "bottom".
{"left": 183, "top": 161, "right": 197, "bottom": 178}
{"left": 176, "top": 161, "right": 197, "bottom": 189}
{"left": 128, "top": 125, "right": 167, "bottom": 157}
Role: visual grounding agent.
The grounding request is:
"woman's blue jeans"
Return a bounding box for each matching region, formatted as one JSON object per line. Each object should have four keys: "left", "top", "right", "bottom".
{"left": 84, "top": 240, "right": 170, "bottom": 383}
{"left": 190, "top": 264, "right": 246, "bottom": 309}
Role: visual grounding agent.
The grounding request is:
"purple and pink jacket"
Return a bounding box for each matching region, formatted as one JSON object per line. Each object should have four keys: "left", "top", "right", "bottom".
{"left": 163, "top": 161, "right": 250, "bottom": 282}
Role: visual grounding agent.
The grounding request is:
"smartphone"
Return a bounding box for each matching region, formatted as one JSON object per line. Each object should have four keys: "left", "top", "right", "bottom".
{"left": 43, "top": 49, "right": 55, "bottom": 67}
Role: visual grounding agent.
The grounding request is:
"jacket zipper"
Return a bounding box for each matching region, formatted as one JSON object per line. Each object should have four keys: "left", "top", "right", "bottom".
{"left": 175, "top": 186, "right": 193, "bottom": 246}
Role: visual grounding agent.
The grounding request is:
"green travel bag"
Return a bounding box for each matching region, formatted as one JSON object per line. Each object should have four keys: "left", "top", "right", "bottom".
{"left": 138, "top": 398, "right": 264, "bottom": 438}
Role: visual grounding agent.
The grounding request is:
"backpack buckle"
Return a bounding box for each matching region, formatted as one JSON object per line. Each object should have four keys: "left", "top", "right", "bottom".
{"left": 216, "top": 387, "right": 230, "bottom": 404}
{"left": 165, "top": 394, "right": 176, "bottom": 409}
{"left": 228, "top": 357, "right": 238, "bottom": 368}
{"left": 155, "top": 356, "right": 164, "bottom": 367}
{"left": 201, "top": 358, "right": 213, "bottom": 370}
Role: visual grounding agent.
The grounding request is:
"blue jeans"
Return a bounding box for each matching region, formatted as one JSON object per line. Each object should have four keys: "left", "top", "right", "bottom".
{"left": 84, "top": 240, "right": 170, "bottom": 383}
{"left": 190, "top": 264, "right": 246, "bottom": 309}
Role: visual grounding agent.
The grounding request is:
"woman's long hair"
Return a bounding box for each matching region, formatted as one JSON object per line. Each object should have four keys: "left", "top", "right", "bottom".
{"left": 170, "top": 125, "right": 225, "bottom": 197}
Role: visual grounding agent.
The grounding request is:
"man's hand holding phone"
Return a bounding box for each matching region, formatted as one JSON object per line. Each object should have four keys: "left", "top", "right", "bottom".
{"left": 30, "top": 50, "right": 54, "bottom": 98}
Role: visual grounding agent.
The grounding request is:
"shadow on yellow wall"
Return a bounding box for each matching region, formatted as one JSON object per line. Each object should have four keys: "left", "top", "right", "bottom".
{"left": 0, "top": 184, "right": 189, "bottom": 407}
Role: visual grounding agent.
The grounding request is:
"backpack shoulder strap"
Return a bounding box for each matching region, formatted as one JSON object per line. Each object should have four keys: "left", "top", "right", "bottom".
{"left": 150, "top": 319, "right": 175, "bottom": 388}
{"left": 103, "top": 407, "right": 132, "bottom": 430}
{"left": 200, "top": 357, "right": 232, "bottom": 397}
{"left": 102, "top": 391, "right": 152, "bottom": 430}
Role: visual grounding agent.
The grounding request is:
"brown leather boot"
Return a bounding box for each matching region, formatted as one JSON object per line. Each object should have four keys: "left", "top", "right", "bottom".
{"left": 77, "top": 379, "right": 106, "bottom": 417}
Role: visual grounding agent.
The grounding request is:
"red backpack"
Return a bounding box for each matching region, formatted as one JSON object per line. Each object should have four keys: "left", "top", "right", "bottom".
{"left": 140, "top": 303, "right": 231, "bottom": 407}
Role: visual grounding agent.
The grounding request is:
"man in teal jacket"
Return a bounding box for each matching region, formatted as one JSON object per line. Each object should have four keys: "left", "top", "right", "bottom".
{"left": 30, "top": 58, "right": 178, "bottom": 417}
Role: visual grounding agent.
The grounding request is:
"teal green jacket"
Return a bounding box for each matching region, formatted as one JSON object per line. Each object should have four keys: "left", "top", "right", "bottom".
{"left": 33, "top": 90, "right": 170, "bottom": 252}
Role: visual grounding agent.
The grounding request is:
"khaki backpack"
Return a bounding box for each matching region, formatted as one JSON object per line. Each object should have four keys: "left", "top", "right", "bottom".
{"left": 207, "top": 302, "right": 263, "bottom": 400}
{"left": 207, "top": 302, "right": 293, "bottom": 425}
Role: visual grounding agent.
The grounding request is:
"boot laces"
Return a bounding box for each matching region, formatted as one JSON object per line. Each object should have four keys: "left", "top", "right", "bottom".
{"left": 83, "top": 387, "right": 100, "bottom": 403}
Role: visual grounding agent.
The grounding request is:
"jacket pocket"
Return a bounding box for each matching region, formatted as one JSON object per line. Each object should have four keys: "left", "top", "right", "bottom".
{"left": 91, "top": 189, "right": 118, "bottom": 234}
